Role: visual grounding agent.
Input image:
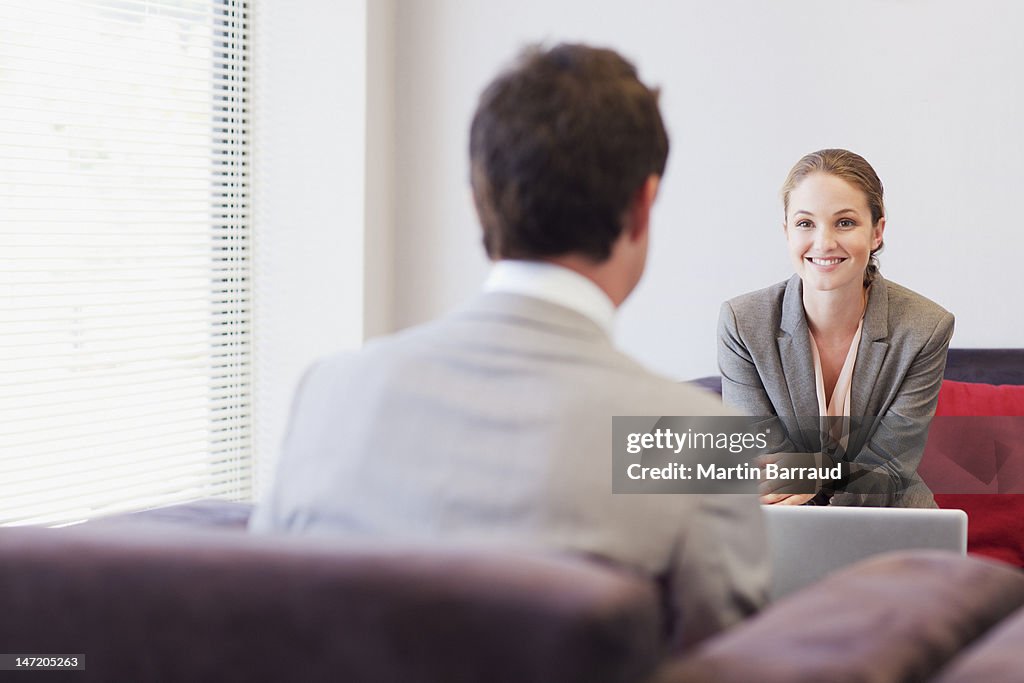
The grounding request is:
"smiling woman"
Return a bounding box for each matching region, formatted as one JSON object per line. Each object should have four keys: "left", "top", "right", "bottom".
{"left": 785, "top": 173, "right": 883, "bottom": 296}
{"left": 717, "top": 149, "right": 954, "bottom": 508}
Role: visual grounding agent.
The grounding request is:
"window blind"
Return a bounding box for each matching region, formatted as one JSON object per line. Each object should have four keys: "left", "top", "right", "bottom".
{"left": 0, "top": 0, "right": 252, "bottom": 525}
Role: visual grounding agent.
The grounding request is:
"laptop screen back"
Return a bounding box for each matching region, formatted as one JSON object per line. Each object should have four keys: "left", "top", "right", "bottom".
{"left": 762, "top": 505, "right": 968, "bottom": 599}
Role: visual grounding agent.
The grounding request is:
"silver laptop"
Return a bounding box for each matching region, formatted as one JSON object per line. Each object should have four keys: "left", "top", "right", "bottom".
{"left": 762, "top": 505, "right": 968, "bottom": 599}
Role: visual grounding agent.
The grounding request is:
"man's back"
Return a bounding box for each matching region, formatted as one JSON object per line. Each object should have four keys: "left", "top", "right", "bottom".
{"left": 251, "top": 292, "right": 769, "bottom": 648}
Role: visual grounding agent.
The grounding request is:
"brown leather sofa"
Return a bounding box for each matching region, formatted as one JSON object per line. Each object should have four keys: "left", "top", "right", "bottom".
{"left": 2, "top": 501, "right": 1024, "bottom": 683}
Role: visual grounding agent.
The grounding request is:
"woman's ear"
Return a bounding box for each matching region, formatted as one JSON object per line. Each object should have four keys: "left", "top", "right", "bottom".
{"left": 873, "top": 216, "right": 886, "bottom": 249}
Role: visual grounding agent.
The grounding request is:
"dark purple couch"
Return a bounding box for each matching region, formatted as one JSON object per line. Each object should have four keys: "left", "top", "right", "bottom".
{"left": 2, "top": 350, "right": 1023, "bottom": 681}
{"left": 693, "top": 348, "right": 1024, "bottom": 395}
{"left": 3, "top": 500, "right": 1024, "bottom": 682}
{"left": 697, "top": 348, "right": 1024, "bottom": 565}
{"left": 943, "top": 348, "right": 1024, "bottom": 385}
{"left": 0, "top": 519, "right": 660, "bottom": 683}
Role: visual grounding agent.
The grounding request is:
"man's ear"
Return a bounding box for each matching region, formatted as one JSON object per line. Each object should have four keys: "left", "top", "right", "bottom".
{"left": 627, "top": 175, "right": 660, "bottom": 242}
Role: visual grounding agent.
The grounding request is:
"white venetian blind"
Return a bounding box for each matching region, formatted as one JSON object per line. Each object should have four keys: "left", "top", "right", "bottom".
{"left": 0, "top": 0, "right": 252, "bottom": 525}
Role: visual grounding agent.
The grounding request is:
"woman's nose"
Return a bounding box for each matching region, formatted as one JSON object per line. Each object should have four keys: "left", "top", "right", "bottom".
{"left": 813, "top": 226, "right": 838, "bottom": 251}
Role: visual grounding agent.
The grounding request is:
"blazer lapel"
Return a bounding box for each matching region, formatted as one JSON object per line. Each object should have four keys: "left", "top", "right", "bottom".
{"left": 778, "top": 276, "right": 821, "bottom": 452}
{"left": 778, "top": 275, "right": 819, "bottom": 416}
{"left": 851, "top": 276, "right": 890, "bottom": 418}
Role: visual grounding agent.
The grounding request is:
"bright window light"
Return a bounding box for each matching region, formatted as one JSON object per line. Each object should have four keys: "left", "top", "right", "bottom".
{"left": 0, "top": 0, "right": 252, "bottom": 525}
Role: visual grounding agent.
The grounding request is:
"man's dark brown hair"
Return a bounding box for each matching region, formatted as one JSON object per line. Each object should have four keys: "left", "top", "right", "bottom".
{"left": 469, "top": 43, "right": 669, "bottom": 262}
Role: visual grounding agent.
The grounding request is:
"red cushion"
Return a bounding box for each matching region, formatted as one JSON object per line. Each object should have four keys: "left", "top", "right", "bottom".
{"left": 935, "top": 379, "right": 1024, "bottom": 417}
{"left": 930, "top": 380, "right": 1024, "bottom": 567}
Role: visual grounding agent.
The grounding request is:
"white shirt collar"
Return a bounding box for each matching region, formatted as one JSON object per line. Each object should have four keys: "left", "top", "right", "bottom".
{"left": 483, "top": 260, "right": 616, "bottom": 335}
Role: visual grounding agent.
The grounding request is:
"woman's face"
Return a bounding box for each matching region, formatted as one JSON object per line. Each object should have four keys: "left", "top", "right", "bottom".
{"left": 784, "top": 172, "right": 884, "bottom": 296}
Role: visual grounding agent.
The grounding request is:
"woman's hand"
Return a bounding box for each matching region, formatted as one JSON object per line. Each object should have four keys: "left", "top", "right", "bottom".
{"left": 760, "top": 492, "right": 816, "bottom": 506}
{"left": 756, "top": 452, "right": 820, "bottom": 506}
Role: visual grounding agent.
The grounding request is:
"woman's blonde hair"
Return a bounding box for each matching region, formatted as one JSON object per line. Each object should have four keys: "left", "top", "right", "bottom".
{"left": 781, "top": 148, "right": 884, "bottom": 285}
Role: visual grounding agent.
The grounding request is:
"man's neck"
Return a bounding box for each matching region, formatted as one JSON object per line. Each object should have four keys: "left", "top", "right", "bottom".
{"left": 483, "top": 260, "right": 617, "bottom": 335}
{"left": 545, "top": 254, "right": 627, "bottom": 307}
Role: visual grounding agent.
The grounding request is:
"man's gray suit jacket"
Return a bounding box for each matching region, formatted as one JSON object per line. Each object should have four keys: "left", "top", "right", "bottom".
{"left": 251, "top": 292, "right": 770, "bottom": 650}
{"left": 718, "top": 274, "right": 954, "bottom": 507}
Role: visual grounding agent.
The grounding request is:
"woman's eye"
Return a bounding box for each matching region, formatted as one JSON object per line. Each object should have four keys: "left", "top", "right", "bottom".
{"left": 795, "top": 220, "right": 813, "bottom": 229}
{"left": 837, "top": 219, "right": 856, "bottom": 228}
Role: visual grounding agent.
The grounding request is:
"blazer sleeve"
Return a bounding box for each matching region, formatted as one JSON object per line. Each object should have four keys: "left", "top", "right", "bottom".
{"left": 717, "top": 301, "right": 776, "bottom": 416}
{"left": 830, "top": 311, "right": 955, "bottom": 507}
{"left": 248, "top": 357, "right": 329, "bottom": 533}
{"left": 669, "top": 493, "right": 771, "bottom": 650}
{"left": 718, "top": 301, "right": 811, "bottom": 459}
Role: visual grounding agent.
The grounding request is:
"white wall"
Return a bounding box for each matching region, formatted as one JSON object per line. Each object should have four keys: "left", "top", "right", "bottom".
{"left": 390, "top": 0, "right": 1024, "bottom": 380}
{"left": 365, "top": 0, "right": 397, "bottom": 339}
{"left": 251, "top": 0, "right": 368, "bottom": 495}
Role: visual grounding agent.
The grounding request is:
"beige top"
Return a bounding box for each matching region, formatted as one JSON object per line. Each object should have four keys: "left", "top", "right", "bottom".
{"left": 809, "top": 317, "right": 864, "bottom": 451}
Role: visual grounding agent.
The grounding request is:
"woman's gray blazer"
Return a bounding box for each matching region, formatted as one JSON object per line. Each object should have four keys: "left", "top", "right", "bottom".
{"left": 718, "top": 274, "right": 954, "bottom": 507}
